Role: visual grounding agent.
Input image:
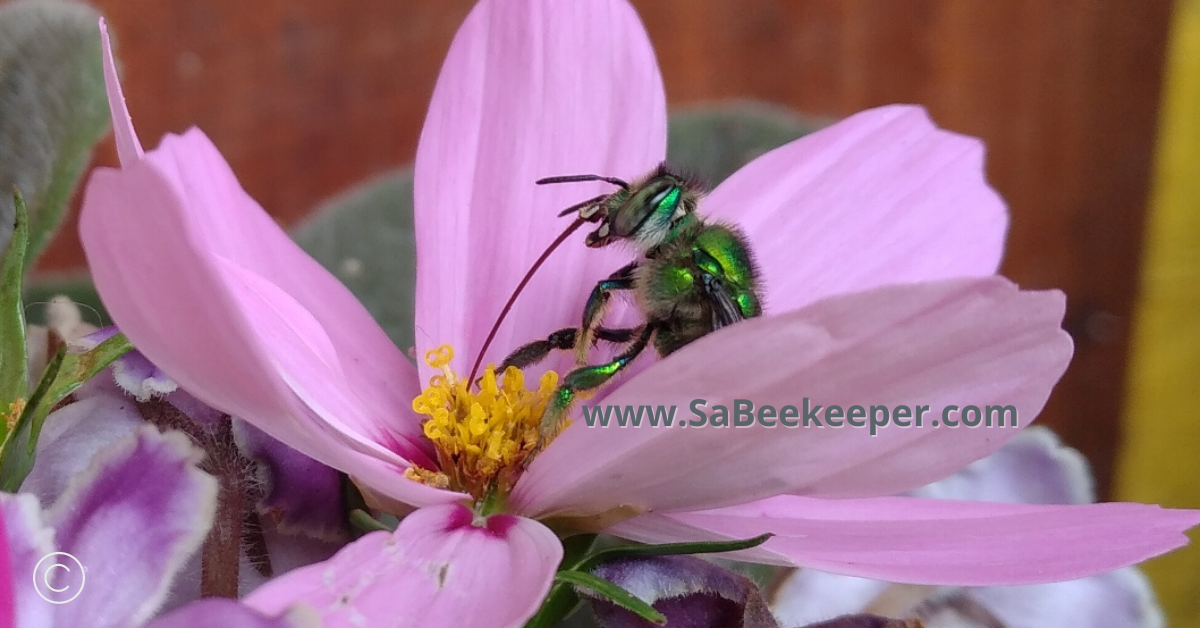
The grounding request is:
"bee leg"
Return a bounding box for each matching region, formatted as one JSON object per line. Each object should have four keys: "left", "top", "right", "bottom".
{"left": 575, "top": 262, "right": 638, "bottom": 366}
{"left": 496, "top": 326, "right": 638, "bottom": 374}
{"left": 497, "top": 328, "right": 579, "bottom": 372}
{"left": 537, "top": 323, "right": 656, "bottom": 443}
{"left": 594, "top": 327, "right": 637, "bottom": 343}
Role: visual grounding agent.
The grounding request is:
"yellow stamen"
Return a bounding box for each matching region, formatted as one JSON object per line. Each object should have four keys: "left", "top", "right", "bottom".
{"left": 410, "top": 345, "right": 559, "bottom": 499}
{"left": 403, "top": 466, "right": 451, "bottom": 490}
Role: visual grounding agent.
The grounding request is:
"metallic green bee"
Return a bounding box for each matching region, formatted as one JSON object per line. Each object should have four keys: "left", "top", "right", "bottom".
{"left": 483, "top": 164, "right": 764, "bottom": 443}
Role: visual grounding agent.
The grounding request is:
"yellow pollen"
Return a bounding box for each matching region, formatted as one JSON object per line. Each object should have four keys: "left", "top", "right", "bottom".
{"left": 3, "top": 398, "right": 25, "bottom": 431}
{"left": 403, "top": 466, "right": 451, "bottom": 490}
{"left": 410, "top": 345, "right": 559, "bottom": 498}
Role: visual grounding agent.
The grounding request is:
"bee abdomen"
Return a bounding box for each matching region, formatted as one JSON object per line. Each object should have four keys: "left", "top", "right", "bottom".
{"left": 693, "top": 224, "right": 763, "bottom": 318}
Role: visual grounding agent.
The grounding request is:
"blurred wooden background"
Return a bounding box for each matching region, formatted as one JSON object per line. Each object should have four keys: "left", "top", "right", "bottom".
{"left": 35, "top": 0, "right": 1174, "bottom": 497}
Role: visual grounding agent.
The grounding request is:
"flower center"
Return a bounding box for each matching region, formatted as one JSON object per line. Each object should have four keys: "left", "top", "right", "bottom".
{"left": 408, "top": 345, "right": 561, "bottom": 504}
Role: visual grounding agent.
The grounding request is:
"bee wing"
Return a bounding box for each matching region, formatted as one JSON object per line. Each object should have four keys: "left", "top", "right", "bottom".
{"left": 702, "top": 275, "right": 748, "bottom": 330}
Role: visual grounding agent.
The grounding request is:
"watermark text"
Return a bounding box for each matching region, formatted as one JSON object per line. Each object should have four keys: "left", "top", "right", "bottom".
{"left": 580, "top": 398, "right": 1018, "bottom": 436}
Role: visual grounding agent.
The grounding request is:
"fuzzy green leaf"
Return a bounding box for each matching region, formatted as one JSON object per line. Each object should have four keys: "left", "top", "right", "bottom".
{"left": 556, "top": 570, "right": 666, "bottom": 625}
{"left": 573, "top": 534, "right": 774, "bottom": 574}
{"left": 348, "top": 509, "right": 394, "bottom": 533}
{"left": 523, "top": 581, "right": 584, "bottom": 628}
{"left": 522, "top": 535, "right": 600, "bottom": 628}
{"left": 0, "top": 330, "right": 132, "bottom": 490}
{"left": 0, "top": 0, "right": 111, "bottom": 264}
{"left": 291, "top": 169, "right": 416, "bottom": 352}
{"left": 668, "top": 101, "right": 827, "bottom": 187}
{"left": 0, "top": 344, "right": 59, "bottom": 491}
{"left": 0, "top": 190, "right": 29, "bottom": 410}
{"left": 525, "top": 534, "right": 771, "bottom": 628}
{"left": 33, "top": 331, "right": 132, "bottom": 435}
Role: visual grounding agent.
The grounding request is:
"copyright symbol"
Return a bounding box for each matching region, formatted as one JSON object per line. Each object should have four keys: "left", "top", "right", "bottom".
{"left": 33, "top": 552, "right": 85, "bottom": 604}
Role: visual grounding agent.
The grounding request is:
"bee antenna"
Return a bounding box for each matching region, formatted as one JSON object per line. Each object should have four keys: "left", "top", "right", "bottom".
{"left": 469, "top": 215, "right": 589, "bottom": 383}
{"left": 536, "top": 174, "right": 630, "bottom": 190}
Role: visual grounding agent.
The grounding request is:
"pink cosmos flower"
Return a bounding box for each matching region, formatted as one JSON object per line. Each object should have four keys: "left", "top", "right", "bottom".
{"left": 78, "top": 2, "right": 1199, "bottom": 627}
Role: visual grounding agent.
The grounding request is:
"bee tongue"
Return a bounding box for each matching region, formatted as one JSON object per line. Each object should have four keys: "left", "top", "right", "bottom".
{"left": 469, "top": 215, "right": 589, "bottom": 382}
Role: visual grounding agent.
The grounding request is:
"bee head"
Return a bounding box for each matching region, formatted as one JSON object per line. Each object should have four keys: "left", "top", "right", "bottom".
{"left": 588, "top": 170, "right": 696, "bottom": 250}
{"left": 539, "top": 164, "right": 699, "bottom": 251}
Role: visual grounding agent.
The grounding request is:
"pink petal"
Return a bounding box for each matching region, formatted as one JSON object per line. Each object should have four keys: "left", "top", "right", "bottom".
{"left": 707, "top": 105, "right": 1007, "bottom": 314}
{"left": 513, "top": 277, "right": 1071, "bottom": 518}
{"left": 99, "top": 19, "right": 143, "bottom": 164}
{"left": 769, "top": 429, "right": 1126, "bottom": 627}
{"left": 81, "top": 28, "right": 457, "bottom": 506}
{"left": 79, "top": 135, "right": 461, "bottom": 508}
{"left": 246, "top": 504, "right": 562, "bottom": 628}
{"left": 414, "top": 0, "right": 667, "bottom": 380}
{"left": 608, "top": 495, "right": 1200, "bottom": 585}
